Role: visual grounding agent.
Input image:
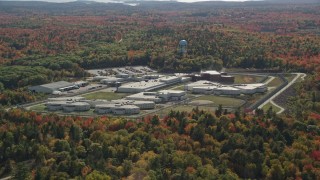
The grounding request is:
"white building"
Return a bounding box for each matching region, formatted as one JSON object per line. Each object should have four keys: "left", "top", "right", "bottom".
{"left": 48, "top": 97, "right": 85, "bottom": 102}
{"left": 95, "top": 104, "right": 115, "bottom": 114}
{"left": 46, "top": 101, "right": 90, "bottom": 112}
{"left": 159, "top": 76, "right": 182, "bottom": 84}
{"left": 126, "top": 92, "right": 162, "bottom": 103}
{"left": 192, "top": 86, "right": 216, "bottom": 94}
{"left": 111, "top": 99, "right": 155, "bottom": 110}
{"left": 95, "top": 104, "right": 140, "bottom": 115}
{"left": 117, "top": 76, "right": 182, "bottom": 93}
{"left": 29, "top": 81, "right": 75, "bottom": 94}
{"left": 157, "top": 90, "right": 187, "bottom": 101}
{"left": 185, "top": 81, "right": 219, "bottom": 91}
{"left": 233, "top": 83, "right": 267, "bottom": 94}
{"left": 100, "top": 77, "right": 125, "bottom": 84}
{"left": 213, "top": 86, "right": 241, "bottom": 96}
{"left": 126, "top": 90, "right": 187, "bottom": 103}
{"left": 112, "top": 105, "right": 140, "bottom": 115}
{"left": 117, "top": 80, "right": 165, "bottom": 93}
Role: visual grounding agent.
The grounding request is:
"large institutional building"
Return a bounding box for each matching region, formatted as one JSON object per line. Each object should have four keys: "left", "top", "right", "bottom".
{"left": 188, "top": 70, "right": 235, "bottom": 84}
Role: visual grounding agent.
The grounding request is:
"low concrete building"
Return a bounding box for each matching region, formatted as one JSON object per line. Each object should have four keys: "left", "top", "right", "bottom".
{"left": 46, "top": 101, "right": 67, "bottom": 111}
{"left": 95, "top": 104, "right": 115, "bottom": 114}
{"left": 113, "top": 105, "right": 140, "bottom": 115}
{"left": 157, "top": 90, "right": 187, "bottom": 101}
{"left": 29, "top": 81, "right": 74, "bottom": 94}
{"left": 117, "top": 76, "right": 182, "bottom": 93}
{"left": 117, "top": 80, "right": 165, "bottom": 93}
{"left": 100, "top": 77, "right": 125, "bottom": 84}
{"left": 95, "top": 104, "right": 140, "bottom": 115}
{"left": 126, "top": 90, "right": 187, "bottom": 103}
{"left": 46, "top": 101, "right": 90, "bottom": 112}
{"left": 234, "top": 83, "right": 267, "bottom": 94}
{"left": 214, "top": 86, "right": 241, "bottom": 96}
{"left": 48, "top": 97, "right": 85, "bottom": 102}
{"left": 185, "top": 81, "right": 220, "bottom": 91}
{"left": 80, "top": 99, "right": 109, "bottom": 108}
{"left": 62, "top": 102, "right": 91, "bottom": 112}
{"left": 192, "top": 86, "right": 217, "bottom": 94}
{"left": 126, "top": 92, "right": 162, "bottom": 103}
{"left": 159, "top": 76, "right": 182, "bottom": 84}
{"left": 111, "top": 99, "right": 155, "bottom": 110}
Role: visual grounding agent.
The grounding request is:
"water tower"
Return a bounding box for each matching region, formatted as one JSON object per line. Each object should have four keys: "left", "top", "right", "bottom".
{"left": 178, "top": 40, "right": 187, "bottom": 55}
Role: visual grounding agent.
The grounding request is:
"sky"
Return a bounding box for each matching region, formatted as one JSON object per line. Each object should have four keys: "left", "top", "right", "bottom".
{"left": 1, "top": 0, "right": 257, "bottom": 2}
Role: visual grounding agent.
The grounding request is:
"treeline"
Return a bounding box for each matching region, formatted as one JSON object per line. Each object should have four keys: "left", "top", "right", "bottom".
{"left": 0, "top": 2, "right": 320, "bottom": 107}
{"left": 0, "top": 108, "right": 319, "bottom": 179}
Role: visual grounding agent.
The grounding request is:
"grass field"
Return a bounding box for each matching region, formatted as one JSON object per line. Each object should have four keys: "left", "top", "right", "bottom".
{"left": 193, "top": 95, "right": 245, "bottom": 107}
{"left": 171, "top": 85, "right": 186, "bottom": 91}
{"left": 153, "top": 105, "right": 217, "bottom": 117}
{"left": 284, "top": 74, "right": 296, "bottom": 82}
{"left": 267, "top": 77, "right": 283, "bottom": 87}
{"left": 83, "top": 92, "right": 129, "bottom": 100}
{"left": 234, "top": 75, "right": 264, "bottom": 84}
{"left": 29, "top": 104, "right": 46, "bottom": 111}
{"left": 262, "top": 102, "right": 281, "bottom": 113}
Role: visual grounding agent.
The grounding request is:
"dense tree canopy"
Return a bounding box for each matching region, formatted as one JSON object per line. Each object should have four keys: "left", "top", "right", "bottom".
{"left": 0, "top": 107, "right": 319, "bottom": 179}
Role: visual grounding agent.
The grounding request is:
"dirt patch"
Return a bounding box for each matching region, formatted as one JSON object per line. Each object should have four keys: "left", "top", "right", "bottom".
{"left": 243, "top": 76, "right": 255, "bottom": 83}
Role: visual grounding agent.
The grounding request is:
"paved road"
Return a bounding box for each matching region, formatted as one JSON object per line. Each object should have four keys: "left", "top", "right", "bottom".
{"left": 0, "top": 176, "right": 11, "bottom": 180}
{"left": 270, "top": 100, "right": 285, "bottom": 114}
{"left": 258, "top": 73, "right": 306, "bottom": 114}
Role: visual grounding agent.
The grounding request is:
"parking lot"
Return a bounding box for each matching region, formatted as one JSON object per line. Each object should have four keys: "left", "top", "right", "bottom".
{"left": 87, "top": 66, "right": 156, "bottom": 76}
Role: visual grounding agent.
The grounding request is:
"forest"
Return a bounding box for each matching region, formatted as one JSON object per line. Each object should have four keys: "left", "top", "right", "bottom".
{"left": 0, "top": 1, "right": 320, "bottom": 178}
{"left": 0, "top": 1, "right": 319, "bottom": 106}
{"left": 0, "top": 106, "right": 320, "bottom": 179}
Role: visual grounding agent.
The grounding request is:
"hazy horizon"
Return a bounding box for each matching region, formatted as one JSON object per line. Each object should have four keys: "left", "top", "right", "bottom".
{"left": 0, "top": 0, "right": 264, "bottom": 3}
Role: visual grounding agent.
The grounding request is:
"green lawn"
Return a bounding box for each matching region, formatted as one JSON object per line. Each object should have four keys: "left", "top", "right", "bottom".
{"left": 83, "top": 92, "right": 129, "bottom": 100}
{"left": 234, "top": 75, "right": 264, "bottom": 84}
{"left": 29, "top": 104, "right": 46, "bottom": 111}
{"left": 262, "top": 102, "right": 281, "bottom": 113}
{"left": 193, "top": 95, "right": 245, "bottom": 107}
{"left": 153, "top": 105, "right": 217, "bottom": 117}
{"left": 171, "top": 85, "right": 186, "bottom": 91}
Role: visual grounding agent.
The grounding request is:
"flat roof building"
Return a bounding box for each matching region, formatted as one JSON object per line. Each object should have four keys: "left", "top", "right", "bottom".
{"left": 126, "top": 92, "right": 162, "bottom": 103}
{"left": 111, "top": 99, "right": 155, "bottom": 110}
{"left": 185, "top": 81, "right": 220, "bottom": 91}
{"left": 117, "top": 80, "right": 165, "bottom": 93}
{"left": 62, "top": 102, "right": 91, "bottom": 112}
{"left": 100, "top": 77, "right": 125, "bottom": 84}
{"left": 95, "top": 104, "right": 140, "bottom": 115}
{"left": 46, "top": 101, "right": 68, "bottom": 111}
{"left": 157, "top": 90, "right": 187, "bottom": 101}
{"left": 48, "top": 97, "right": 85, "bottom": 102}
{"left": 29, "top": 81, "right": 74, "bottom": 94}
{"left": 191, "top": 83, "right": 267, "bottom": 96}
{"left": 117, "top": 76, "right": 182, "bottom": 93}
{"left": 45, "top": 101, "right": 90, "bottom": 112}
